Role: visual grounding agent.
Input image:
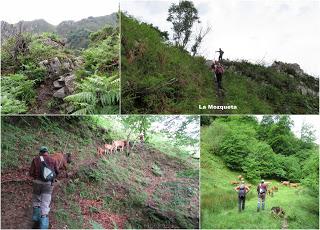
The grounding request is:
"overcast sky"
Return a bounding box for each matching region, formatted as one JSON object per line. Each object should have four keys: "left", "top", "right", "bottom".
{"left": 122, "top": 0, "right": 320, "bottom": 76}
{"left": 0, "top": 0, "right": 119, "bottom": 25}
{"left": 255, "top": 115, "right": 320, "bottom": 144}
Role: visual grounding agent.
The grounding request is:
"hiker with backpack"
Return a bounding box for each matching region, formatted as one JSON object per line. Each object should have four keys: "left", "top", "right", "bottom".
{"left": 29, "top": 146, "right": 59, "bottom": 229}
{"left": 257, "top": 179, "right": 268, "bottom": 212}
{"left": 234, "top": 181, "right": 250, "bottom": 212}
{"left": 211, "top": 61, "right": 225, "bottom": 90}
{"left": 216, "top": 48, "right": 224, "bottom": 61}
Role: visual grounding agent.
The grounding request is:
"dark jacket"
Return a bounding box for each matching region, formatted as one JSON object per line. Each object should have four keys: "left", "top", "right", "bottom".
{"left": 30, "top": 153, "right": 59, "bottom": 180}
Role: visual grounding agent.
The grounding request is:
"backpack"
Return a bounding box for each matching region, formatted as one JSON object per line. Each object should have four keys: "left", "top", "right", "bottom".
{"left": 40, "top": 156, "right": 56, "bottom": 182}
{"left": 215, "top": 65, "right": 224, "bottom": 74}
{"left": 238, "top": 185, "right": 246, "bottom": 198}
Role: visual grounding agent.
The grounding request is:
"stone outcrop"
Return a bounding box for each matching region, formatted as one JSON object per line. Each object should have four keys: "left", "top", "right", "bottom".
{"left": 39, "top": 56, "right": 75, "bottom": 77}
{"left": 52, "top": 73, "right": 76, "bottom": 99}
{"left": 271, "top": 61, "right": 305, "bottom": 77}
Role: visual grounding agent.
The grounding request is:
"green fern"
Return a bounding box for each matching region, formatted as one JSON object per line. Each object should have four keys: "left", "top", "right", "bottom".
{"left": 65, "top": 75, "right": 119, "bottom": 114}
{"left": 1, "top": 74, "right": 36, "bottom": 114}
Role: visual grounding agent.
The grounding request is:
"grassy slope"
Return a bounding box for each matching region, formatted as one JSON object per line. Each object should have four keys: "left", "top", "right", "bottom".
{"left": 121, "top": 14, "right": 318, "bottom": 114}
{"left": 201, "top": 126, "right": 319, "bottom": 229}
{"left": 121, "top": 14, "right": 217, "bottom": 114}
{"left": 1, "top": 117, "right": 198, "bottom": 229}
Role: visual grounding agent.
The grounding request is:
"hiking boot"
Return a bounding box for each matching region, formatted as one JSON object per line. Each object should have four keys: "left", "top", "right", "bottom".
{"left": 39, "top": 215, "right": 49, "bottom": 229}
{"left": 32, "top": 207, "right": 40, "bottom": 222}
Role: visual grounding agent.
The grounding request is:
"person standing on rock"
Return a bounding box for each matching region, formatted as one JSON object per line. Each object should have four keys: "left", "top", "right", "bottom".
{"left": 29, "top": 146, "right": 59, "bottom": 229}
{"left": 234, "top": 181, "right": 250, "bottom": 212}
{"left": 216, "top": 48, "right": 224, "bottom": 61}
{"left": 256, "top": 179, "right": 268, "bottom": 212}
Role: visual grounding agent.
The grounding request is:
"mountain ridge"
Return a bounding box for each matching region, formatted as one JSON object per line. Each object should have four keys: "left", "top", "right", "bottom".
{"left": 1, "top": 13, "right": 118, "bottom": 48}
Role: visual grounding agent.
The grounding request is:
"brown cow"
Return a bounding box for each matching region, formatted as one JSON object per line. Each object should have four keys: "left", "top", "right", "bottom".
{"left": 97, "top": 147, "right": 105, "bottom": 157}
{"left": 112, "top": 140, "right": 125, "bottom": 152}
{"left": 247, "top": 184, "right": 252, "bottom": 189}
{"left": 271, "top": 186, "right": 279, "bottom": 192}
{"left": 230, "top": 181, "right": 240, "bottom": 185}
{"left": 281, "top": 181, "right": 290, "bottom": 186}
{"left": 237, "top": 175, "right": 243, "bottom": 180}
{"left": 267, "top": 189, "right": 274, "bottom": 197}
{"left": 50, "top": 152, "right": 72, "bottom": 170}
{"left": 104, "top": 144, "right": 114, "bottom": 154}
{"left": 290, "top": 183, "right": 299, "bottom": 188}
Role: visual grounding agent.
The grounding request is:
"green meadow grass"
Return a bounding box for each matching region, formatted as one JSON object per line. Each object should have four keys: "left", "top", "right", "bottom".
{"left": 201, "top": 130, "right": 319, "bottom": 229}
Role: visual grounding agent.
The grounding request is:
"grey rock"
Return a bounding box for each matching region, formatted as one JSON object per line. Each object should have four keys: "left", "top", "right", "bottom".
{"left": 57, "top": 76, "right": 65, "bottom": 83}
{"left": 53, "top": 87, "right": 65, "bottom": 98}
{"left": 53, "top": 80, "right": 64, "bottom": 89}
{"left": 64, "top": 74, "right": 76, "bottom": 93}
{"left": 50, "top": 57, "right": 62, "bottom": 75}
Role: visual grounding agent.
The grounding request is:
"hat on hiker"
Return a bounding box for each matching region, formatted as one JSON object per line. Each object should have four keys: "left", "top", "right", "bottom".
{"left": 261, "top": 179, "right": 265, "bottom": 183}
{"left": 39, "top": 146, "right": 48, "bottom": 153}
{"left": 241, "top": 180, "right": 245, "bottom": 184}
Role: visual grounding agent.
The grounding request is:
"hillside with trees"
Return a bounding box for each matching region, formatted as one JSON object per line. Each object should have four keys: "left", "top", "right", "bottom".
{"left": 1, "top": 14, "right": 119, "bottom": 114}
{"left": 1, "top": 115, "right": 199, "bottom": 229}
{"left": 121, "top": 1, "right": 319, "bottom": 114}
{"left": 200, "top": 116, "right": 319, "bottom": 229}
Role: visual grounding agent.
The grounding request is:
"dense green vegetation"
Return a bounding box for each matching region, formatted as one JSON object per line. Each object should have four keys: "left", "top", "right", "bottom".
{"left": 201, "top": 116, "right": 319, "bottom": 229}
{"left": 121, "top": 12, "right": 319, "bottom": 114}
{"left": 121, "top": 13, "right": 216, "bottom": 114}
{"left": 1, "top": 18, "right": 119, "bottom": 114}
{"left": 64, "top": 27, "right": 119, "bottom": 114}
{"left": 1, "top": 115, "right": 199, "bottom": 229}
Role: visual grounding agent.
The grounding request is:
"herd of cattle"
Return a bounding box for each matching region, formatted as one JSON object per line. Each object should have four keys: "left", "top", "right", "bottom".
{"left": 96, "top": 134, "right": 145, "bottom": 156}
{"left": 97, "top": 140, "right": 134, "bottom": 156}
{"left": 230, "top": 175, "right": 300, "bottom": 197}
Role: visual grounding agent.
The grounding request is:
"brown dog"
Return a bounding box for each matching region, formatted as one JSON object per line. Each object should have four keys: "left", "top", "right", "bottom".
{"left": 271, "top": 207, "right": 285, "bottom": 218}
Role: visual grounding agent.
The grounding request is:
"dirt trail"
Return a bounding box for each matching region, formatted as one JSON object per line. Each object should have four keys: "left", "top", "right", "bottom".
{"left": 29, "top": 78, "right": 59, "bottom": 114}
{"left": 1, "top": 145, "right": 198, "bottom": 229}
{"left": 1, "top": 156, "right": 99, "bottom": 229}
{"left": 1, "top": 180, "right": 34, "bottom": 229}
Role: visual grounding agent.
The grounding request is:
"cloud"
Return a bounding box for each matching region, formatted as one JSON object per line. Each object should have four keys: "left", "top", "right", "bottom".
{"left": 0, "top": 0, "right": 119, "bottom": 25}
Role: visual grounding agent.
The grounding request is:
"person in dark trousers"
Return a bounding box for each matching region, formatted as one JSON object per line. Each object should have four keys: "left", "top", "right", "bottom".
{"left": 30, "top": 146, "right": 59, "bottom": 229}
{"left": 257, "top": 179, "right": 268, "bottom": 212}
{"left": 235, "top": 181, "right": 250, "bottom": 212}
{"left": 211, "top": 61, "right": 225, "bottom": 90}
{"left": 216, "top": 48, "right": 224, "bottom": 61}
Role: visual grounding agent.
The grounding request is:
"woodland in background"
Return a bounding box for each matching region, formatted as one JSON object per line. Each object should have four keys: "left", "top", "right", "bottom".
{"left": 201, "top": 115, "right": 318, "bottom": 229}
